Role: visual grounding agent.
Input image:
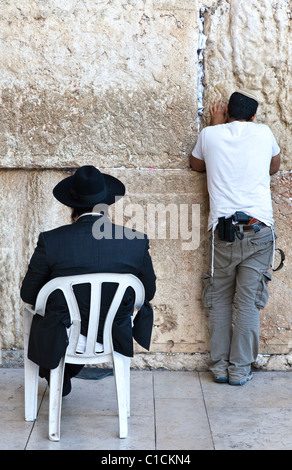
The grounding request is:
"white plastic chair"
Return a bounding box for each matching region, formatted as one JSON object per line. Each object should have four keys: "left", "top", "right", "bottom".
{"left": 23, "top": 273, "right": 145, "bottom": 441}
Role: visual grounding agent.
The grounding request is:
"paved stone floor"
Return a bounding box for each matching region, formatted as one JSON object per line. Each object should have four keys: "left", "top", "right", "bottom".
{"left": 1, "top": 368, "right": 292, "bottom": 450}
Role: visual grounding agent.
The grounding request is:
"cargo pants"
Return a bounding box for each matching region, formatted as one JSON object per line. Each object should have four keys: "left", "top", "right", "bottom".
{"left": 203, "top": 226, "right": 275, "bottom": 382}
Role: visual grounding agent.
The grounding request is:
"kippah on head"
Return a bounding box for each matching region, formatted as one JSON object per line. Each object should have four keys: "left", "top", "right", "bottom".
{"left": 237, "top": 89, "right": 258, "bottom": 103}
{"left": 228, "top": 90, "right": 259, "bottom": 121}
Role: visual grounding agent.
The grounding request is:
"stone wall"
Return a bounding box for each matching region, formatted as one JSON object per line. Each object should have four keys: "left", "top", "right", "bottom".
{"left": 0, "top": 0, "right": 291, "bottom": 369}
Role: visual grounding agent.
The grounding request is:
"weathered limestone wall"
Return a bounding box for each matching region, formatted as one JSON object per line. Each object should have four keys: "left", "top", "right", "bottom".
{"left": 0, "top": 0, "right": 291, "bottom": 369}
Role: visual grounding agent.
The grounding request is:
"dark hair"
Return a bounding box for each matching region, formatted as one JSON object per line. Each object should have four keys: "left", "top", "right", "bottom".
{"left": 228, "top": 92, "right": 258, "bottom": 121}
{"left": 71, "top": 207, "right": 94, "bottom": 221}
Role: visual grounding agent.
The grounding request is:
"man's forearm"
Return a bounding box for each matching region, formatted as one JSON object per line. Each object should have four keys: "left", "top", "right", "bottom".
{"left": 189, "top": 155, "right": 206, "bottom": 172}
{"left": 270, "top": 154, "right": 280, "bottom": 175}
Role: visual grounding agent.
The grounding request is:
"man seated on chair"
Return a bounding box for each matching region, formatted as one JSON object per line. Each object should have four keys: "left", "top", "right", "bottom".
{"left": 21, "top": 166, "right": 156, "bottom": 396}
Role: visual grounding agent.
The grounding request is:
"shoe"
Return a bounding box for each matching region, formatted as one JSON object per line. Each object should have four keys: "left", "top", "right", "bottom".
{"left": 62, "top": 377, "right": 72, "bottom": 397}
{"left": 213, "top": 376, "right": 228, "bottom": 383}
{"left": 229, "top": 371, "right": 253, "bottom": 386}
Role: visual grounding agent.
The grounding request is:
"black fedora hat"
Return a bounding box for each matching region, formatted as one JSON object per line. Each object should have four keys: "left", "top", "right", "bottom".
{"left": 53, "top": 166, "right": 125, "bottom": 208}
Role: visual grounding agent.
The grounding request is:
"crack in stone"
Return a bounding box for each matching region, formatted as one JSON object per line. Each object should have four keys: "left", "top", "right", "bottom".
{"left": 197, "top": 7, "right": 208, "bottom": 133}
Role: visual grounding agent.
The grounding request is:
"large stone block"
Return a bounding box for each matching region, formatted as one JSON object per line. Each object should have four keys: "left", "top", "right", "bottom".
{"left": 0, "top": 0, "right": 198, "bottom": 170}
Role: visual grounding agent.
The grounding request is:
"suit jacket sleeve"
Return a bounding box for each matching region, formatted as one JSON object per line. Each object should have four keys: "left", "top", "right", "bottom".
{"left": 138, "top": 238, "right": 156, "bottom": 301}
{"left": 21, "top": 233, "right": 51, "bottom": 305}
{"left": 132, "top": 238, "right": 156, "bottom": 351}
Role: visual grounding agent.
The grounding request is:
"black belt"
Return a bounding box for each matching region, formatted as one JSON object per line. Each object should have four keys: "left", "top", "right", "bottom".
{"left": 241, "top": 222, "right": 266, "bottom": 232}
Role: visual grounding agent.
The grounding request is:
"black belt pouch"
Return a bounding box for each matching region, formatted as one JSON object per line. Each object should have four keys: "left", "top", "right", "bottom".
{"left": 218, "top": 217, "right": 235, "bottom": 242}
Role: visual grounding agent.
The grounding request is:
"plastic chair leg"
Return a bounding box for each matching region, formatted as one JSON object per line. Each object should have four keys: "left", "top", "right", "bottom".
{"left": 23, "top": 306, "right": 39, "bottom": 421}
{"left": 123, "top": 356, "right": 131, "bottom": 418}
{"left": 24, "top": 357, "right": 39, "bottom": 421}
{"left": 113, "top": 352, "right": 128, "bottom": 438}
{"left": 48, "top": 358, "right": 65, "bottom": 441}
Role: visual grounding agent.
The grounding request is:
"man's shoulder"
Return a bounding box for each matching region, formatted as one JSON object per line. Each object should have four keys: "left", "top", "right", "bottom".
{"left": 197, "top": 124, "right": 228, "bottom": 146}
{"left": 41, "top": 223, "right": 72, "bottom": 237}
{"left": 111, "top": 223, "right": 148, "bottom": 243}
{"left": 256, "top": 122, "right": 275, "bottom": 134}
{"left": 201, "top": 124, "right": 227, "bottom": 135}
{"left": 247, "top": 122, "right": 277, "bottom": 140}
{"left": 90, "top": 218, "right": 149, "bottom": 245}
{"left": 38, "top": 223, "right": 77, "bottom": 245}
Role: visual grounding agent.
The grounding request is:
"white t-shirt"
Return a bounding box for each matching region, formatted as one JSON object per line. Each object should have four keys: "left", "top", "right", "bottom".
{"left": 192, "top": 121, "right": 280, "bottom": 230}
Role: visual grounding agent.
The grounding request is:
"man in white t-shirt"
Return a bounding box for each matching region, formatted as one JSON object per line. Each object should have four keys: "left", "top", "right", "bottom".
{"left": 190, "top": 91, "right": 280, "bottom": 386}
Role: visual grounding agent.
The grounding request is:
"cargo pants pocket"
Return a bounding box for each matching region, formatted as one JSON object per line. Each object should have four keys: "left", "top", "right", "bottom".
{"left": 202, "top": 273, "right": 213, "bottom": 308}
{"left": 255, "top": 271, "right": 272, "bottom": 309}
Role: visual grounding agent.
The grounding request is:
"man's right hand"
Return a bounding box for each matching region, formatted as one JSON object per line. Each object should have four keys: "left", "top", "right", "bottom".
{"left": 209, "top": 100, "right": 227, "bottom": 126}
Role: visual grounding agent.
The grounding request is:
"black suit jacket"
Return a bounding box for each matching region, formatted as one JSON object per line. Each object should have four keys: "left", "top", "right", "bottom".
{"left": 21, "top": 215, "right": 156, "bottom": 369}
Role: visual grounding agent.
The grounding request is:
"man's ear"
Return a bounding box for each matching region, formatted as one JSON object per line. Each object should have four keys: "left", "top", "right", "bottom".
{"left": 249, "top": 114, "right": 256, "bottom": 122}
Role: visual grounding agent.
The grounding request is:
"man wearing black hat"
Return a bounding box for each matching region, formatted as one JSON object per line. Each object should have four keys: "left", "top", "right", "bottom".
{"left": 190, "top": 91, "right": 280, "bottom": 386}
{"left": 21, "top": 166, "right": 156, "bottom": 396}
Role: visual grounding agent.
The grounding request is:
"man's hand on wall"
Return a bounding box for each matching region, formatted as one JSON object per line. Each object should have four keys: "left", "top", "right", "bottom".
{"left": 209, "top": 100, "right": 227, "bottom": 126}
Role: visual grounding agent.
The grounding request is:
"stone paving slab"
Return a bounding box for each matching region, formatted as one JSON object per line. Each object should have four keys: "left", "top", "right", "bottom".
{"left": 1, "top": 368, "right": 292, "bottom": 450}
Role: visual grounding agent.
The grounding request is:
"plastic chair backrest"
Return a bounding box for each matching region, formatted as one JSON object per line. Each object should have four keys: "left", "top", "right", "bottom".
{"left": 34, "top": 273, "right": 145, "bottom": 363}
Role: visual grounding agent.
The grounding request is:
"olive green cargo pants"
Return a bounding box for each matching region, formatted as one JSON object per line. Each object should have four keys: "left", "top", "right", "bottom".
{"left": 203, "top": 226, "right": 274, "bottom": 383}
